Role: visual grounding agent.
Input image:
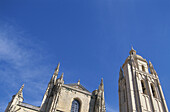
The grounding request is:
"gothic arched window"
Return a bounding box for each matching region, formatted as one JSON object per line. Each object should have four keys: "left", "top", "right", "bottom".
{"left": 141, "top": 80, "right": 147, "bottom": 94}
{"left": 151, "top": 84, "right": 157, "bottom": 98}
{"left": 71, "top": 99, "right": 80, "bottom": 112}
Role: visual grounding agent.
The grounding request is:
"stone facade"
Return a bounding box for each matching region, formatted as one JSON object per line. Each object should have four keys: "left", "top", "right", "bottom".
{"left": 119, "top": 47, "right": 169, "bottom": 112}
{"left": 5, "top": 63, "right": 106, "bottom": 112}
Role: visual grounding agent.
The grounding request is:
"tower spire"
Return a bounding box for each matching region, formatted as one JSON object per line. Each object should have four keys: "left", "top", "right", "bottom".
{"left": 129, "top": 46, "right": 136, "bottom": 55}
{"left": 101, "top": 78, "right": 103, "bottom": 85}
{"left": 5, "top": 84, "right": 24, "bottom": 112}
{"left": 17, "top": 84, "right": 24, "bottom": 97}
{"left": 54, "top": 62, "right": 60, "bottom": 76}
{"left": 50, "top": 62, "right": 60, "bottom": 84}
{"left": 99, "top": 78, "right": 104, "bottom": 91}
{"left": 40, "top": 63, "right": 61, "bottom": 110}
{"left": 95, "top": 78, "right": 106, "bottom": 112}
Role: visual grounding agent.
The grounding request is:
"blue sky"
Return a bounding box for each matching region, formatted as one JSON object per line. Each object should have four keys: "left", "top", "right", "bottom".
{"left": 0, "top": 0, "right": 170, "bottom": 112}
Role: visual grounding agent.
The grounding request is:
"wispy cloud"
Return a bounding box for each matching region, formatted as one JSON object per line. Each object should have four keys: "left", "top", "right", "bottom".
{"left": 0, "top": 23, "right": 45, "bottom": 80}
{"left": 106, "top": 103, "right": 118, "bottom": 112}
{"left": 0, "top": 22, "right": 51, "bottom": 111}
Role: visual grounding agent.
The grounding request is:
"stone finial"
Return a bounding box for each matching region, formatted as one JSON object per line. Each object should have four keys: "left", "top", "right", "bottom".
{"left": 77, "top": 79, "right": 80, "bottom": 85}
{"left": 129, "top": 46, "right": 136, "bottom": 55}
{"left": 149, "top": 60, "right": 157, "bottom": 75}
{"left": 131, "top": 45, "right": 134, "bottom": 50}
{"left": 54, "top": 62, "right": 60, "bottom": 75}
{"left": 149, "top": 61, "right": 153, "bottom": 74}
{"left": 101, "top": 78, "right": 103, "bottom": 85}
{"left": 50, "top": 62, "right": 60, "bottom": 84}
{"left": 129, "top": 47, "right": 138, "bottom": 68}
{"left": 19, "top": 84, "right": 24, "bottom": 92}
{"left": 99, "top": 78, "right": 104, "bottom": 91}
{"left": 60, "top": 72, "right": 64, "bottom": 80}
{"left": 57, "top": 73, "right": 64, "bottom": 84}
{"left": 17, "top": 84, "right": 24, "bottom": 97}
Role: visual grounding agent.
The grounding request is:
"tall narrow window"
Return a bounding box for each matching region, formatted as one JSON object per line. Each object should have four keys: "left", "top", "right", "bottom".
{"left": 71, "top": 100, "right": 80, "bottom": 112}
{"left": 151, "top": 84, "right": 157, "bottom": 98}
{"left": 141, "top": 80, "right": 147, "bottom": 94}
{"left": 123, "top": 89, "right": 126, "bottom": 102}
{"left": 142, "top": 65, "right": 145, "bottom": 72}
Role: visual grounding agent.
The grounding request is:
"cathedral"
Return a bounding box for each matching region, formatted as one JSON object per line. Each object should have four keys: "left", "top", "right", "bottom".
{"left": 5, "top": 48, "right": 169, "bottom": 112}
{"left": 5, "top": 63, "right": 106, "bottom": 112}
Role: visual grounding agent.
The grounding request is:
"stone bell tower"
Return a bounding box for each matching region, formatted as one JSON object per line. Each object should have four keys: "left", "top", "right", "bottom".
{"left": 118, "top": 47, "right": 169, "bottom": 112}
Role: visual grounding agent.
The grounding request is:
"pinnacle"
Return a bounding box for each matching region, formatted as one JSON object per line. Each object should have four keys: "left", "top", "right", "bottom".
{"left": 129, "top": 46, "right": 136, "bottom": 55}
{"left": 101, "top": 78, "right": 104, "bottom": 85}
{"left": 77, "top": 79, "right": 80, "bottom": 85}
{"left": 52, "top": 62, "right": 60, "bottom": 78}
{"left": 17, "top": 84, "right": 24, "bottom": 97}
{"left": 99, "top": 78, "right": 104, "bottom": 91}
{"left": 54, "top": 62, "right": 60, "bottom": 74}
{"left": 19, "top": 84, "right": 24, "bottom": 92}
{"left": 131, "top": 45, "right": 134, "bottom": 50}
{"left": 60, "top": 72, "right": 64, "bottom": 79}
